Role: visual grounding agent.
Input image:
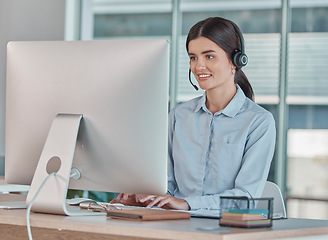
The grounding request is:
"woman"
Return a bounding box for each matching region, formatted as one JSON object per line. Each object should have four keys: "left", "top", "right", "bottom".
{"left": 111, "top": 17, "right": 276, "bottom": 211}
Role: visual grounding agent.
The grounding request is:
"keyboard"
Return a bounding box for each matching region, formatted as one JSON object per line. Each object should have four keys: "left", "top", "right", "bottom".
{"left": 79, "top": 201, "right": 163, "bottom": 211}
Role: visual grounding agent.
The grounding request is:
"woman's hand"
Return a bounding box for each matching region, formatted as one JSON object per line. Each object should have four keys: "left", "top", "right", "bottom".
{"left": 110, "top": 193, "right": 190, "bottom": 211}
{"left": 110, "top": 193, "right": 141, "bottom": 206}
{"left": 109, "top": 193, "right": 151, "bottom": 207}
{"left": 139, "top": 194, "right": 190, "bottom": 210}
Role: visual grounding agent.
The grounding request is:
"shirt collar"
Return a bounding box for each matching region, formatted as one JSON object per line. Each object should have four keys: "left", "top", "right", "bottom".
{"left": 195, "top": 93, "right": 206, "bottom": 113}
{"left": 194, "top": 84, "right": 246, "bottom": 118}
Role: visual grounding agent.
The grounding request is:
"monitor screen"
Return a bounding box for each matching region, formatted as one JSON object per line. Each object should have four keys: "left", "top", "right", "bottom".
{"left": 5, "top": 40, "right": 169, "bottom": 212}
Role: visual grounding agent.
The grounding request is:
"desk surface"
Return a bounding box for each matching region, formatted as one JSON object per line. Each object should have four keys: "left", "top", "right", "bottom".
{"left": 1, "top": 194, "right": 328, "bottom": 240}
{"left": 0, "top": 176, "right": 30, "bottom": 193}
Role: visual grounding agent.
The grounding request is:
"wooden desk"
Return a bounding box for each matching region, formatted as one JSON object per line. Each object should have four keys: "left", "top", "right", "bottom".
{"left": 1, "top": 195, "right": 328, "bottom": 240}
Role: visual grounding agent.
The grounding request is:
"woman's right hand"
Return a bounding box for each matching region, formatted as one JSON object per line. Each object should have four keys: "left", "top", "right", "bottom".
{"left": 109, "top": 193, "right": 150, "bottom": 206}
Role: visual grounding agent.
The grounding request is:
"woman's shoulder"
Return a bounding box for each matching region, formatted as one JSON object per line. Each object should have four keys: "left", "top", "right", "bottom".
{"left": 242, "top": 97, "right": 275, "bottom": 122}
{"left": 170, "top": 95, "right": 203, "bottom": 114}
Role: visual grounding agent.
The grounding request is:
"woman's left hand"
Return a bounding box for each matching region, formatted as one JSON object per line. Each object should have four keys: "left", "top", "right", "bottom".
{"left": 139, "top": 194, "right": 190, "bottom": 210}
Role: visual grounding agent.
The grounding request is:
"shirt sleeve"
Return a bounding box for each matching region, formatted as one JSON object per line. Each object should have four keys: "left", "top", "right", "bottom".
{"left": 184, "top": 111, "right": 276, "bottom": 211}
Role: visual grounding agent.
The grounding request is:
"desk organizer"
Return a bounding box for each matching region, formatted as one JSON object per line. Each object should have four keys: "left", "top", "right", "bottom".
{"left": 219, "top": 196, "right": 273, "bottom": 228}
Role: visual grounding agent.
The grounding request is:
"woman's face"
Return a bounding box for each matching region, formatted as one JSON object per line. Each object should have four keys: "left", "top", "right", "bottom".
{"left": 188, "top": 36, "right": 235, "bottom": 91}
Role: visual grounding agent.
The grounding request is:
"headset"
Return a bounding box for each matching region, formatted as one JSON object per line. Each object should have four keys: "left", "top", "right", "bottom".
{"left": 232, "top": 24, "right": 248, "bottom": 69}
{"left": 188, "top": 22, "right": 248, "bottom": 91}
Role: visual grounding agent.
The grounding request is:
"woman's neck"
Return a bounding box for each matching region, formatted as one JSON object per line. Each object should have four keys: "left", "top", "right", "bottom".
{"left": 205, "top": 84, "right": 237, "bottom": 114}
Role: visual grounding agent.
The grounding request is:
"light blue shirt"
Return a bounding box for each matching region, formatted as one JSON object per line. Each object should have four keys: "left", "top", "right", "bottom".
{"left": 167, "top": 85, "right": 276, "bottom": 210}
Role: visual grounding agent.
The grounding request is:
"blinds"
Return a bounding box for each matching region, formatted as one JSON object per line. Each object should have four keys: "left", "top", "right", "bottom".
{"left": 176, "top": 32, "right": 328, "bottom": 105}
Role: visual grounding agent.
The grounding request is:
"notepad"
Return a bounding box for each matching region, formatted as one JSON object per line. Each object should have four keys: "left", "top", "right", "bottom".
{"left": 106, "top": 208, "right": 191, "bottom": 221}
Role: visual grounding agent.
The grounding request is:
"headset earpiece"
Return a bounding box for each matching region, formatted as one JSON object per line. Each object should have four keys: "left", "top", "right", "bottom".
{"left": 233, "top": 50, "right": 248, "bottom": 69}
{"left": 232, "top": 23, "right": 248, "bottom": 69}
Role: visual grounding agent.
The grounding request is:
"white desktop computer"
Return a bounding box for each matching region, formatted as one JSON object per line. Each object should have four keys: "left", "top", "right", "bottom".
{"left": 5, "top": 39, "right": 169, "bottom": 215}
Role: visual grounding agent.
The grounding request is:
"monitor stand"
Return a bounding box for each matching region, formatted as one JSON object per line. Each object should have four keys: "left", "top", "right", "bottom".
{"left": 26, "top": 114, "right": 104, "bottom": 216}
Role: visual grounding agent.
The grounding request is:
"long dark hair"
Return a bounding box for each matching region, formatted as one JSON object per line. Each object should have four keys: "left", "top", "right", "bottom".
{"left": 186, "top": 17, "right": 254, "bottom": 100}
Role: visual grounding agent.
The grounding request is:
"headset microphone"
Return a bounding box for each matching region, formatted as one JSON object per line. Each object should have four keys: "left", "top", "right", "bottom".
{"left": 188, "top": 68, "right": 199, "bottom": 91}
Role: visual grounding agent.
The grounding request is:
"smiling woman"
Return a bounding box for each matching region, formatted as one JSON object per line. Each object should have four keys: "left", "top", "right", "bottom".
{"left": 111, "top": 17, "right": 276, "bottom": 212}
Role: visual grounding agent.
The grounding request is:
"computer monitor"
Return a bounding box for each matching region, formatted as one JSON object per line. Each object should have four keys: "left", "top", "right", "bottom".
{"left": 5, "top": 39, "right": 169, "bottom": 215}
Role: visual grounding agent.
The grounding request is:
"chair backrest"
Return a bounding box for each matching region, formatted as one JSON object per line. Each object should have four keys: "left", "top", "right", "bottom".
{"left": 259, "top": 181, "right": 287, "bottom": 218}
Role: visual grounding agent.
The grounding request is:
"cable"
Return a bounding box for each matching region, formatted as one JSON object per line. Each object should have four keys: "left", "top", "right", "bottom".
{"left": 26, "top": 172, "right": 56, "bottom": 240}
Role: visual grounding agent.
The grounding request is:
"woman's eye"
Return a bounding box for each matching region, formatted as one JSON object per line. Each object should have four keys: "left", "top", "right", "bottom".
{"left": 189, "top": 56, "right": 197, "bottom": 61}
{"left": 206, "top": 55, "right": 214, "bottom": 59}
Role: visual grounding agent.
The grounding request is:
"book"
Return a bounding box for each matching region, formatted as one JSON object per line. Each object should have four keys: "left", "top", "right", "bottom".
{"left": 220, "top": 209, "right": 272, "bottom": 228}
{"left": 106, "top": 208, "right": 191, "bottom": 221}
{"left": 221, "top": 212, "right": 264, "bottom": 221}
{"left": 220, "top": 218, "right": 271, "bottom": 227}
{"left": 227, "top": 209, "right": 269, "bottom": 215}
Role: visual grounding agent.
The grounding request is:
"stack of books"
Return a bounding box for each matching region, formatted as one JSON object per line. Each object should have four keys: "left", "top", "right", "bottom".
{"left": 219, "top": 209, "right": 271, "bottom": 228}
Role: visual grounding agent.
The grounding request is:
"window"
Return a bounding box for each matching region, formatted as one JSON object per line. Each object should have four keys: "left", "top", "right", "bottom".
{"left": 92, "top": 0, "right": 172, "bottom": 39}
{"left": 286, "top": 0, "right": 328, "bottom": 219}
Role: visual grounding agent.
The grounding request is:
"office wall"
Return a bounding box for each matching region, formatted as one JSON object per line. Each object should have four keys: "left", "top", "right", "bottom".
{"left": 0, "top": 0, "right": 66, "bottom": 175}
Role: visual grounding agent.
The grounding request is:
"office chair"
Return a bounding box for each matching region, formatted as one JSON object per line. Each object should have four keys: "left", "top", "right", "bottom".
{"left": 258, "top": 181, "right": 287, "bottom": 218}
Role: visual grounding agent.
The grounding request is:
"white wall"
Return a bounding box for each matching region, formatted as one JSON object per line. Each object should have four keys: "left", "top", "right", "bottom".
{"left": 0, "top": 0, "right": 66, "bottom": 174}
